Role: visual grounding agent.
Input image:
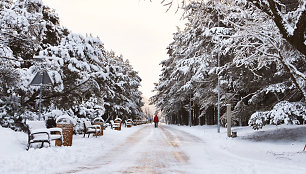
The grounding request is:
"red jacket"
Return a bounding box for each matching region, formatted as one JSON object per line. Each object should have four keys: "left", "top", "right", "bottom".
{"left": 153, "top": 115, "right": 159, "bottom": 122}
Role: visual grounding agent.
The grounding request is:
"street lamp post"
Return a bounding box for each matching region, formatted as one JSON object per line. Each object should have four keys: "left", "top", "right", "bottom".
{"left": 189, "top": 91, "right": 192, "bottom": 127}
{"left": 217, "top": 10, "right": 221, "bottom": 133}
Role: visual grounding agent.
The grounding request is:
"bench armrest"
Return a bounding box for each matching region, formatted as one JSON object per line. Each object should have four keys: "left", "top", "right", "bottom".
{"left": 87, "top": 125, "right": 101, "bottom": 129}
{"left": 93, "top": 125, "right": 101, "bottom": 129}
{"left": 49, "top": 128, "right": 62, "bottom": 134}
{"left": 112, "top": 123, "right": 120, "bottom": 127}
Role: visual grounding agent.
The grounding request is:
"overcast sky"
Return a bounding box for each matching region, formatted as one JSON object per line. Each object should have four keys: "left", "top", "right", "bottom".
{"left": 43, "top": 0, "right": 184, "bottom": 98}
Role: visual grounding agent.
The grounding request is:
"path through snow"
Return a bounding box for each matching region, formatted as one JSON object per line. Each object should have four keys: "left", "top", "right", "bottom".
{"left": 62, "top": 125, "right": 198, "bottom": 173}
{"left": 59, "top": 124, "right": 306, "bottom": 174}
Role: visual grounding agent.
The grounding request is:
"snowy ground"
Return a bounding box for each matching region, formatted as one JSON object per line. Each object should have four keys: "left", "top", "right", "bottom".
{"left": 0, "top": 123, "right": 305, "bottom": 174}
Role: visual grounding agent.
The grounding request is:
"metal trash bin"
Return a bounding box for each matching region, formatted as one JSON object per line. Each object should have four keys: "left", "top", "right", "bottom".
{"left": 126, "top": 119, "right": 133, "bottom": 128}
{"left": 55, "top": 115, "right": 75, "bottom": 146}
{"left": 93, "top": 117, "right": 104, "bottom": 136}
{"left": 231, "top": 131, "right": 237, "bottom": 138}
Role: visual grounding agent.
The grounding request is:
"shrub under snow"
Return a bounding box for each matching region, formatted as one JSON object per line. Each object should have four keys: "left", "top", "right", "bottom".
{"left": 249, "top": 101, "right": 306, "bottom": 130}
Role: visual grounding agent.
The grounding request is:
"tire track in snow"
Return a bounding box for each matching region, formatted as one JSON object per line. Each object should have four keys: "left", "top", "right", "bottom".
{"left": 159, "top": 126, "right": 190, "bottom": 163}
{"left": 120, "top": 124, "right": 190, "bottom": 173}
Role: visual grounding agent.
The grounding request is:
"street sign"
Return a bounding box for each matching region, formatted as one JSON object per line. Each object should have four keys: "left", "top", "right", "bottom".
{"left": 29, "top": 70, "right": 53, "bottom": 120}
{"left": 30, "top": 70, "right": 52, "bottom": 86}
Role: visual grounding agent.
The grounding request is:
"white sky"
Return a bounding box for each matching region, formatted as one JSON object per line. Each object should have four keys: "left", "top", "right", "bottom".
{"left": 43, "top": 0, "right": 184, "bottom": 98}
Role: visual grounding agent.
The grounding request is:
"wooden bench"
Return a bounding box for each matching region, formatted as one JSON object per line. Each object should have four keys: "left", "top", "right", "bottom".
{"left": 110, "top": 120, "right": 120, "bottom": 130}
{"left": 83, "top": 121, "right": 101, "bottom": 138}
{"left": 126, "top": 119, "right": 133, "bottom": 128}
{"left": 26, "top": 121, "right": 63, "bottom": 150}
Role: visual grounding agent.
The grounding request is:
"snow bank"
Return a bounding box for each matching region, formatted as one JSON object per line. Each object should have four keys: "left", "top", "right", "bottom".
{"left": 0, "top": 125, "right": 140, "bottom": 174}
{"left": 171, "top": 124, "right": 306, "bottom": 174}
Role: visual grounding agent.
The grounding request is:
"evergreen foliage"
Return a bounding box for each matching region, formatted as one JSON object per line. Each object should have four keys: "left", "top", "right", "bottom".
{"left": 152, "top": 0, "right": 305, "bottom": 128}
{"left": 0, "top": 0, "right": 143, "bottom": 130}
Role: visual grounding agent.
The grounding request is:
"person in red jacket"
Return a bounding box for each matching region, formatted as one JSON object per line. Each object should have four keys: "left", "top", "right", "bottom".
{"left": 153, "top": 114, "right": 159, "bottom": 128}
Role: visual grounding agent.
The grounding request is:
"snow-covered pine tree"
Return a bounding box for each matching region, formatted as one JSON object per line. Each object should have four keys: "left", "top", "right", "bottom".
{"left": 152, "top": 0, "right": 305, "bottom": 127}
{"left": 0, "top": 0, "right": 66, "bottom": 128}
{"left": 103, "top": 51, "right": 143, "bottom": 121}
{"left": 0, "top": 0, "right": 144, "bottom": 130}
{"left": 161, "top": 0, "right": 306, "bottom": 56}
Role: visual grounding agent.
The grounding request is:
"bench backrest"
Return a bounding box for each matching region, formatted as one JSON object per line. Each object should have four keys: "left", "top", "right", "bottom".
{"left": 114, "top": 118, "right": 122, "bottom": 122}
{"left": 26, "top": 121, "right": 47, "bottom": 130}
{"left": 84, "top": 121, "right": 92, "bottom": 128}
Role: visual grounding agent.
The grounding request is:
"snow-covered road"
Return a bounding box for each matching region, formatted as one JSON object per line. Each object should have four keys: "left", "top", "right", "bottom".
{"left": 62, "top": 125, "right": 199, "bottom": 173}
